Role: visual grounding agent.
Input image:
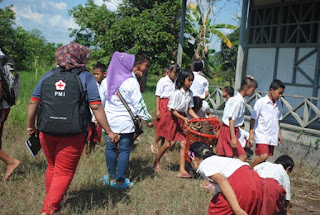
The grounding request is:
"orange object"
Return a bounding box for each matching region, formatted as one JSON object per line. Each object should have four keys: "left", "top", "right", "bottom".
{"left": 185, "top": 117, "right": 220, "bottom": 162}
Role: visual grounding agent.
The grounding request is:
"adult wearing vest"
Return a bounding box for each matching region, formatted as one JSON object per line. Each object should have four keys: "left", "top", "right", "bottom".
{"left": 27, "top": 43, "right": 119, "bottom": 215}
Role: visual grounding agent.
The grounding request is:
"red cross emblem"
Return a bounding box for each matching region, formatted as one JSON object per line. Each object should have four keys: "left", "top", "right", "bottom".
{"left": 55, "top": 80, "right": 66, "bottom": 90}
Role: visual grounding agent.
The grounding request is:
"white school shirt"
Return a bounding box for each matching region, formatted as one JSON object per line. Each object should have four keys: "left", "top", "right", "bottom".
{"left": 238, "top": 127, "right": 249, "bottom": 147}
{"left": 187, "top": 100, "right": 213, "bottom": 119}
{"left": 222, "top": 92, "right": 245, "bottom": 127}
{"left": 100, "top": 77, "right": 152, "bottom": 133}
{"left": 197, "top": 156, "right": 249, "bottom": 195}
{"left": 190, "top": 72, "right": 209, "bottom": 99}
{"left": 251, "top": 95, "right": 283, "bottom": 146}
{"left": 155, "top": 75, "right": 175, "bottom": 99}
{"left": 254, "top": 162, "right": 291, "bottom": 200}
{"left": 168, "top": 88, "right": 194, "bottom": 113}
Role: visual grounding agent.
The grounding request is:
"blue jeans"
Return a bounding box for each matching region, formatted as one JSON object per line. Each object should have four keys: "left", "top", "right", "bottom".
{"left": 105, "top": 133, "right": 134, "bottom": 182}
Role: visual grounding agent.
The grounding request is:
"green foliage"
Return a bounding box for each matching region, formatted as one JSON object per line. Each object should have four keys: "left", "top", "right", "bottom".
{"left": 0, "top": 4, "right": 59, "bottom": 70}
{"left": 69, "top": 0, "right": 184, "bottom": 73}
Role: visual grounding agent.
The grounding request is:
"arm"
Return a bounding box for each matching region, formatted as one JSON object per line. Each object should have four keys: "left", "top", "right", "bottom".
{"left": 171, "top": 109, "right": 188, "bottom": 125}
{"left": 248, "top": 118, "right": 256, "bottom": 147}
{"left": 27, "top": 100, "right": 39, "bottom": 135}
{"left": 229, "top": 119, "right": 238, "bottom": 148}
{"left": 90, "top": 103, "right": 119, "bottom": 142}
{"left": 278, "top": 122, "right": 282, "bottom": 144}
{"left": 187, "top": 108, "right": 199, "bottom": 119}
{"left": 205, "top": 90, "right": 209, "bottom": 99}
{"left": 155, "top": 96, "right": 161, "bottom": 119}
{"left": 284, "top": 200, "right": 291, "bottom": 215}
{"left": 210, "top": 173, "right": 247, "bottom": 215}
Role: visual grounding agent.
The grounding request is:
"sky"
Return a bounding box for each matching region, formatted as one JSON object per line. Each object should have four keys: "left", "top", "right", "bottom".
{"left": 0, "top": 0, "right": 241, "bottom": 51}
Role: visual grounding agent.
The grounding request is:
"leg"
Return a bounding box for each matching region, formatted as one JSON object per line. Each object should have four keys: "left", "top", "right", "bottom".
{"left": 239, "top": 154, "right": 248, "bottom": 162}
{"left": 251, "top": 153, "right": 268, "bottom": 168}
{"left": 153, "top": 139, "right": 171, "bottom": 171}
{"left": 0, "top": 149, "right": 21, "bottom": 181}
{"left": 177, "top": 140, "right": 191, "bottom": 177}
{"left": 105, "top": 133, "right": 118, "bottom": 182}
{"left": 251, "top": 144, "right": 270, "bottom": 167}
{"left": 41, "top": 134, "right": 85, "bottom": 214}
{"left": 152, "top": 134, "right": 162, "bottom": 153}
{"left": 116, "top": 133, "right": 134, "bottom": 184}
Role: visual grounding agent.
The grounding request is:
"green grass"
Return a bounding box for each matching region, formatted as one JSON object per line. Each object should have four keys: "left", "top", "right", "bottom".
{"left": 1, "top": 70, "right": 319, "bottom": 215}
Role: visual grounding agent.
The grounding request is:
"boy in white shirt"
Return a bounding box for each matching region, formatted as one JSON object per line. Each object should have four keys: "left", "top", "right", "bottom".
{"left": 250, "top": 79, "right": 285, "bottom": 167}
{"left": 187, "top": 97, "right": 213, "bottom": 119}
{"left": 190, "top": 59, "right": 209, "bottom": 99}
{"left": 254, "top": 155, "right": 294, "bottom": 215}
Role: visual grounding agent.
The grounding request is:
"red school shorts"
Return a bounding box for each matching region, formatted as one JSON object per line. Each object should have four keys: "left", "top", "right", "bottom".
{"left": 255, "top": 144, "right": 274, "bottom": 156}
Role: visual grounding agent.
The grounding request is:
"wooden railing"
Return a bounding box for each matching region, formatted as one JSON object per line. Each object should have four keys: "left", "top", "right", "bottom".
{"left": 207, "top": 86, "right": 320, "bottom": 136}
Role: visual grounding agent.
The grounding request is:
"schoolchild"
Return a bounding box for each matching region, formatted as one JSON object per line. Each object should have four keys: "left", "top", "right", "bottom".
{"left": 238, "top": 124, "right": 249, "bottom": 148}
{"left": 249, "top": 79, "right": 285, "bottom": 167}
{"left": 189, "top": 142, "right": 263, "bottom": 215}
{"left": 153, "top": 69, "right": 199, "bottom": 177}
{"left": 161, "top": 67, "right": 169, "bottom": 77}
{"left": 152, "top": 64, "right": 180, "bottom": 154}
{"left": 222, "top": 86, "right": 234, "bottom": 101}
{"left": 100, "top": 52, "right": 152, "bottom": 189}
{"left": 85, "top": 62, "right": 107, "bottom": 153}
{"left": 187, "top": 97, "right": 213, "bottom": 119}
{"left": 254, "top": 155, "right": 294, "bottom": 215}
{"left": 132, "top": 53, "right": 150, "bottom": 93}
{"left": 217, "top": 76, "right": 258, "bottom": 161}
{"left": 190, "top": 59, "right": 209, "bottom": 99}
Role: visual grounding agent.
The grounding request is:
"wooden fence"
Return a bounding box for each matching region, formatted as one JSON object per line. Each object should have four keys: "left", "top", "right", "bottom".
{"left": 207, "top": 86, "right": 320, "bottom": 136}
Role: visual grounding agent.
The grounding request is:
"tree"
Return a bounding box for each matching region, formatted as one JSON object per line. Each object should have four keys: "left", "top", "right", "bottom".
{"left": 70, "top": 0, "right": 184, "bottom": 72}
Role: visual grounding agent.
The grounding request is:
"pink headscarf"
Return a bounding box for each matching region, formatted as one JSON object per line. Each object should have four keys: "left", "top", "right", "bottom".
{"left": 55, "top": 43, "right": 90, "bottom": 70}
{"left": 106, "top": 51, "right": 135, "bottom": 100}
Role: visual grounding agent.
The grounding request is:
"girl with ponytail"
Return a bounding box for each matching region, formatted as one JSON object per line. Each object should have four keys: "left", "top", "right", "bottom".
{"left": 189, "top": 142, "right": 263, "bottom": 215}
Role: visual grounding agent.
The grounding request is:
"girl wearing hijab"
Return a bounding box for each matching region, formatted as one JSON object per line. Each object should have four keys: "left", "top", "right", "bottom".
{"left": 100, "top": 51, "right": 152, "bottom": 189}
{"left": 27, "top": 43, "right": 118, "bottom": 214}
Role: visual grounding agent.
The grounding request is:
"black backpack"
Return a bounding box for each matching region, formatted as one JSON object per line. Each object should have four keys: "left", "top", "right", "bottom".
{"left": 37, "top": 67, "right": 91, "bottom": 136}
{"left": 0, "top": 51, "right": 20, "bottom": 106}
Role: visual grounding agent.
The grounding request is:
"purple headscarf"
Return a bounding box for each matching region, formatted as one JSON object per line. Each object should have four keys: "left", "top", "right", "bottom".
{"left": 106, "top": 51, "right": 135, "bottom": 100}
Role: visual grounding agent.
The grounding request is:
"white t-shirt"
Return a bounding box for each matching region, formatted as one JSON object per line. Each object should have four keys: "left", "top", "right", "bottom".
{"left": 155, "top": 75, "right": 175, "bottom": 99}
{"left": 238, "top": 127, "right": 249, "bottom": 147}
{"left": 222, "top": 92, "right": 245, "bottom": 127}
{"left": 251, "top": 95, "right": 283, "bottom": 146}
{"left": 168, "top": 88, "right": 194, "bottom": 113}
{"left": 197, "top": 156, "right": 249, "bottom": 195}
{"left": 190, "top": 72, "right": 209, "bottom": 99}
{"left": 100, "top": 77, "right": 152, "bottom": 133}
{"left": 254, "top": 162, "right": 290, "bottom": 200}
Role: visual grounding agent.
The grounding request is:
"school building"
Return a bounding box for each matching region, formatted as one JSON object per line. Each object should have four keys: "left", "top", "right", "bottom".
{"left": 208, "top": 0, "right": 320, "bottom": 177}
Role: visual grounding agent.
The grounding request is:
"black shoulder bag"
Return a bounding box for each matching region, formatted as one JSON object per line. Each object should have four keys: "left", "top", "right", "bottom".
{"left": 116, "top": 89, "right": 143, "bottom": 136}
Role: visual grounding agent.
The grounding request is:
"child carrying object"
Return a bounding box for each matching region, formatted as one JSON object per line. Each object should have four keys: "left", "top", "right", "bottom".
{"left": 153, "top": 69, "right": 199, "bottom": 178}
{"left": 152, "top": 64, "right": 180, "bottom": 154}
{"left": 217, "top": 76, "right": 258, "bottom": 161}
{"left": 249, "top": 79, "right": 285, "bottom": 167}
{"left": 189, "top": 142, "right": 263, "bottom": 215}
{"left": 187, "top": 97, "right": 213, "bottom": 119}
{"left": 254, "top": 155, "right": 294, "bottom": 215}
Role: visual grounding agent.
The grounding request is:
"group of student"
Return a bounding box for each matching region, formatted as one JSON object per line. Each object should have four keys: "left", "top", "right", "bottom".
{"left": 150, "top": 59, "right": 293, "bottom": 214}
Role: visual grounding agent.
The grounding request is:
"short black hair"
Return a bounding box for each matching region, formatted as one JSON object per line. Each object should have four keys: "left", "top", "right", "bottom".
{"left": 193, "top": 97, "right": 203, "bottom": 110}
{"left": 189, "top": 142, "right": 215, "bottom": 160}
{"left": 275, "top": 155, "right": 294, "bottom": 173}
{"left": 224, "top": 86, "right": 234, "bottom": 97}
{"left": 93, "top": 62, "right": 107, "bottom": 73}
{"left": 175, "top": 69, "right": 194, "bottom": 90}
{"left": 240, "top": 76, "right": 258, "bottom": 91}
{"left": 192, "top": 59, "right": 204, "bottom": 71}
{"left": 162, "top": 67, "right": 169, "bottom": 73}
{"left": 269, "top": 79, "right": 285, "bottom": 91}
{"left": 134, "top": 53, "right": 150, "bottom": 66}
{"left": 169, "top": 63, "right": 180, "bottom": 74}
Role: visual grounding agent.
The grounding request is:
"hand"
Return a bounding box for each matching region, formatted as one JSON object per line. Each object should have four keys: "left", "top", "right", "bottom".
{"left": 183, "top": 117, "right": 189, "bottom": 126}
{"left": 134, "top": 70, "right": 143, "bottom": 78}
{"left": 147, "top": 121, "right": 154, "bottom": 128}
{"left": 248, "top": 134, "right": 254, "bottom": 148}
{"left": 93, "top": 120, "right": 99, "bottom": 127}
{"left": 234, "top": 208, "right": 248, "bottom": 215}
{"left": 230, "top": 137, "right": 238, "bottom": 148}
{"left": 108, "top": 132, "right": 120, "bottom": 143}
{"left": 278, "top": 134, "right": 283, "bottom": 145}
{"left": 155, "top": 110, "right": 161, "bottom": 119}
{"left": 27, "top": 127, "right": 37, "bottom": 136}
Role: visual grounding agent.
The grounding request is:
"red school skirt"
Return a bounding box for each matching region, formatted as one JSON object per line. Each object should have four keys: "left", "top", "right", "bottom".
{"left": 260, "top": 178, "right": 286, "bottom": 215}
{"left": 163, "top": 111, "right": 186, "bottom": 142}
{"left": 208, "top": 166, "right": 263, "bottom": 215}
{"left": 154, "top": 98, "right": 170, "bottom": 137}
{"left": 217, "top": 124, "right": 246, "bottom": 157}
